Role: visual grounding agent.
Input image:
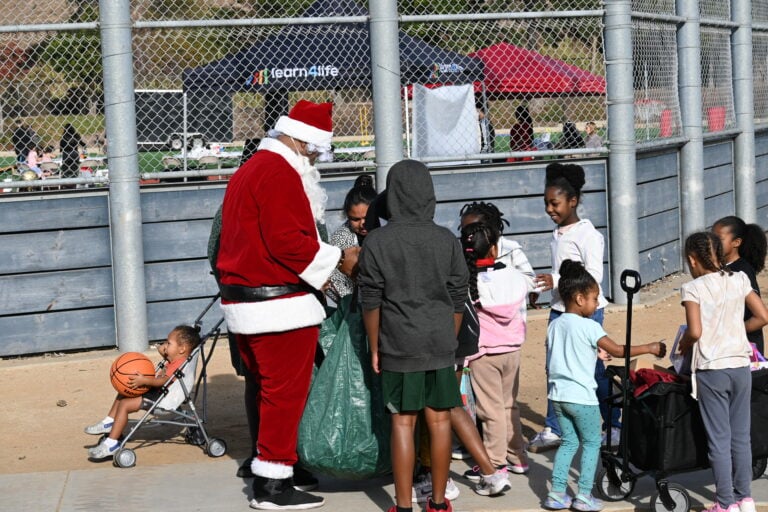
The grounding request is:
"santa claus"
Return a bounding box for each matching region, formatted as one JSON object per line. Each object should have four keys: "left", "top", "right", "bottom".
{"left": 217, "top": 100, "right": 358, "bottom": 510}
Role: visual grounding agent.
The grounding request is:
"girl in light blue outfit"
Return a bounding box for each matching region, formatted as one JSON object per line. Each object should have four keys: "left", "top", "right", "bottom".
{"left": 543, "top": 260, "right": 666, "bottom": 511}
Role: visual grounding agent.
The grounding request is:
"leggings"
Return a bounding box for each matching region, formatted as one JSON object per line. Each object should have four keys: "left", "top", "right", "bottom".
{"left": 550, "top": 401, "right": 602, "bottom": 496}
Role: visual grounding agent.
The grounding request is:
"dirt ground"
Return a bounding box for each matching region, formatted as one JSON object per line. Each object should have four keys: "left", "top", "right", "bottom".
{"left": 2, "top": 271, "right": 765, "bottom": 475}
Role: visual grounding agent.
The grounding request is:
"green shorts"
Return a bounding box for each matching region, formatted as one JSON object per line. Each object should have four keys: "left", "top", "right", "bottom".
{"left": 381, "top": 366, "right": 462, "bottom": 414}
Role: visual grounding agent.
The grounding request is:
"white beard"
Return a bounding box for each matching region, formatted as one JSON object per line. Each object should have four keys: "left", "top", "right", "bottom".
{"left": 298, "top": 157, "right": 327, "bottom": 223}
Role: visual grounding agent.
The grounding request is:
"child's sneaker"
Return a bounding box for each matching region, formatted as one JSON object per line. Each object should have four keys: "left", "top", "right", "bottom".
{"left": 425, "top": 497, "right": 453, "bottom": 512}
{"left": 474, "top": 468, "right": 511, "bottom": 496}
{"left": 84, "top": 419, "right": 113, "bottom": 435}
{"left": 87, "top": 439, "right": 119, "bottom": 460}
{"left": 451, "top": 443, "right": 471, "bottom": 460}
{"left": 572, "top": 493, "right": 604, "bottom": 512}
{"left": 411, "top": 473, "right": 460, "bottom": 504}
{"left": 543, "top": 491, "right": 572, "bottom": 510}
{"left": 737, "top": 497, "right": 756, "bottom": 512}
{"left": 601, "top": 427, "right": 621, "bottom": 447}
{"left": 506, "top": 462, "right": 529, "bottom": 475}
{"left": 527, "top": 427, "right": 561, "bottom": 453}
{"left": 705, "top": 503, "right": 740, "bottom": 512}
{"left": 462, "top": 465, "right": 483, "bottom": 483}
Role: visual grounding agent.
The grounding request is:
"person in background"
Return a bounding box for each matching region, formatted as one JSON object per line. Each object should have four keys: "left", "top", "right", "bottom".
{"left": 712, "top": 216, "right": 768, "bottom": 354}
{"left": 477, "top": 101, "right": 495, "bottom": 163}
{"left": 678, "top": 232, "right": 768, "bottom": 512}
{"left": 584, "top": 122, "right": 603, "bottom": 151}
{"left": 326, "top": 174, "right": 377, "bottom": 303}
{"left": 543, "top": 260, "right": 666, "bottom": 511}
{"left": 60, "top": 123, "right": 85, "bottom": 180}
{"left": 508, "top": 105, "right": 535, "bottom": 162}
{"left": 26, "top": 146, "right": 42, "bottom": 177}
{"left": 555, "top": 122, "right": 584, "bottom": 155}
{"left": 359, "top": 159, "right": 468, "bottom": 512}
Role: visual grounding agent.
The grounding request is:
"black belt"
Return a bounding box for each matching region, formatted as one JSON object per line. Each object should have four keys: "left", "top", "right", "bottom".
{"left": 218, "top": 283, "right": 313, "bottom": 302}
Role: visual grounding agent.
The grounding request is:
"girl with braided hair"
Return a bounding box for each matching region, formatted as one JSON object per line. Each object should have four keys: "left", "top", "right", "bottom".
{"left": 459, "top": 220, "right": 533, "bottom": 477}
{"left": 712, "top": 216, "right": 768, "bottom": 353}
{"left": 458, "top": 201, "right": 536, "bottom": 296}
{"left": 678, "top": 232, "right": 768, "bottom": 512}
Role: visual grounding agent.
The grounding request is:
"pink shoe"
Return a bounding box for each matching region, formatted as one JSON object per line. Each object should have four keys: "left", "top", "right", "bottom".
{"left": 737, "top": 497, "right": 756, "bottom": 512}
{"left": 705, "top": 502, "right": 739, "bottom": 512}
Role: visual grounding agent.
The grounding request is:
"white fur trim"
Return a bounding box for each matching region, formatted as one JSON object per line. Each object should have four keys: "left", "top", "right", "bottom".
{"left": 221, "top": 293, "right": 326, "bottom": 334}
{"left": 275, "top": 115, "right": 333, "bottom": 147}
{"left": 299, "top": 242, "right": 341, "bottom": 289}
{"left": 258, "top": 137, "right": 302, "bottom": 171}
{"left": 251, "top": 458, "right": 293, "bottom": 479}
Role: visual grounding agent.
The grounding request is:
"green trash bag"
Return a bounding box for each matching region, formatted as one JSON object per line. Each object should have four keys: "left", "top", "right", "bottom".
{"left": 297, "top": 294, "right": 391, "bottom": 479}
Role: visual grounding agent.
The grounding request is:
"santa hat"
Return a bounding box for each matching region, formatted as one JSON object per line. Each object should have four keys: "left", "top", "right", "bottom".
{"left": 274, "top": 100, "right": 333, "bottom": 148}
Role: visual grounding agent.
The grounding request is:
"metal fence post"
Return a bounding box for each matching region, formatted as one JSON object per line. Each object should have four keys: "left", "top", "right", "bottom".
{"left": 677, "top": 0, "right": 705, "bottom": 239}
{"left": 369, "top": 0, "right": 403, "bottom": 191}
{"left": 732, "top": 0, "right": 757, "bottom": 223}
{"left": 100, "top": 0, "right": 149, "bottom": 351}
{"left": 604, "top": 0, "right": 639, "bottom": 304}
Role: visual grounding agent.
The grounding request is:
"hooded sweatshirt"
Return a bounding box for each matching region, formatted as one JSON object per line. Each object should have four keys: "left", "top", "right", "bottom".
{"left": 359, "top": 160, "right": 469, "bottom": 372}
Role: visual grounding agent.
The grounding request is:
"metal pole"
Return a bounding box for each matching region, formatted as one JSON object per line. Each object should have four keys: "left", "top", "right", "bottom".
{"left": 369, "top": 0, "right": 403, "bottom": 191}
{"left": 604, "top": 0, "right": 640, "bottom": 305}
{"left": 677, "top": 0, "right": 705, "bottom": 239}
{"left": 100, "top": 0, "right": 149, "bottom": 351}
{"left": 732, "top": 0, "right": 757, "bottom": 223}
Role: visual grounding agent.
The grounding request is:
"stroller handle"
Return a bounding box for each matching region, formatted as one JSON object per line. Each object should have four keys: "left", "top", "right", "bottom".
{"left": 620, "top": 269, "right": 642, "bottom": 295}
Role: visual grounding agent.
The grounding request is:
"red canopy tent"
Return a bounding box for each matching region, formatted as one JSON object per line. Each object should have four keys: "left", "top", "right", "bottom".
{"left": 469, "top": 42, "right": 605, "bottom": 95}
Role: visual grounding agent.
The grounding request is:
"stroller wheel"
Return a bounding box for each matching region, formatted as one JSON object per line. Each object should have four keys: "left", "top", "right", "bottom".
{"left": 651, "top": 482, "right": 690, "bottom": 512}
{"left": 752, "top": 456, "right": 767, "bottom": 480}
{"left": 596, "top": 465, "right": 635, "bottom": 501}
{"left": 206, "top": 438, "right": 227, "bottom": 458}
{"left": 113, "top": 448, "right": 136, "bottom": 468}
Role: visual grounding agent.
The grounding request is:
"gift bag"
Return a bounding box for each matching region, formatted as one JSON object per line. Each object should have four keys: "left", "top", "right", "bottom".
{"left": 297, "top": 293, "right": 391, "bottom": 479}
{"left": 460, "top": 367, "right": 477, "bottom": 423}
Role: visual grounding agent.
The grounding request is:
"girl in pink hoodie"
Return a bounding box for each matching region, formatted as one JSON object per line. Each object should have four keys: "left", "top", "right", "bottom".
{"left": 460, "top": 220, "right": 534, "bottom": 475}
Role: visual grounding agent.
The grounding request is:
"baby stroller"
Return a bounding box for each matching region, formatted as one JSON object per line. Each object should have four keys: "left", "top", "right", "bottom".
{"left": 596, "top": 270, "right": 768, "bottom": 511}
{"left": 105, "top": 294, "right": 228, "bottom": 468}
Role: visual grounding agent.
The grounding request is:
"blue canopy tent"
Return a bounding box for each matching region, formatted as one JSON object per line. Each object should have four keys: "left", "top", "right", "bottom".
{"left": 181, "top": 0, "right": 483, "bottom": 101}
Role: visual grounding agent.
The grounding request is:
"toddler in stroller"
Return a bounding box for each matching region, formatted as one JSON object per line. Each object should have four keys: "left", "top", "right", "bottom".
{"left": 84, "top": 322, "right": 226, "bottom": 467}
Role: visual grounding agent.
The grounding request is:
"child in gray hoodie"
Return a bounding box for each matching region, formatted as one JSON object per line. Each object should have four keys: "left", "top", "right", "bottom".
{"left": 359, "top": 159, "right": 468, "bottom": 512}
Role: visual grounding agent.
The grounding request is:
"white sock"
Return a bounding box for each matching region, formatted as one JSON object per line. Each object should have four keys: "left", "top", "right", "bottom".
{"left": 103, "top": 416, "right": 114, "bottom": 424}
{"left": 104, "top": 437, "right": 118, "bottom": 448}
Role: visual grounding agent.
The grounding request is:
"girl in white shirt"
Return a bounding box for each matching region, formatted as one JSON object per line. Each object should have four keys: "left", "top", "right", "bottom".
{"left": 678, "top": 232, "right": 768, "bottom": 512}
{"left": 528, "top": 163, "right": 619, "bottom": 453}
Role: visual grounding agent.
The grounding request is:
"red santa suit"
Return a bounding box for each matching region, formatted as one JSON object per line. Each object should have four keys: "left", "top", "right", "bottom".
{"left": 217, "top": 136, "right": 340, "bottom": 480}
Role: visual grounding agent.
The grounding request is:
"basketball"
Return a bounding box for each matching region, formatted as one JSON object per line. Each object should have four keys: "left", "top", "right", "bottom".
{"left": 110, "top": 352, "right": 155, "bottom": 397}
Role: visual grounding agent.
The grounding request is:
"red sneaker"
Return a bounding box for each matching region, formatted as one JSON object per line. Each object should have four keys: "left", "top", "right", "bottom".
{"left": 426, "top": 497, "right": 453, "bottom": 512}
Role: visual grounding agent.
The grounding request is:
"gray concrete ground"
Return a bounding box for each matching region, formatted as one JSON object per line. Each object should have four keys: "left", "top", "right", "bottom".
{"left": 2, "top": 447, "right": 767, "bottom": 511}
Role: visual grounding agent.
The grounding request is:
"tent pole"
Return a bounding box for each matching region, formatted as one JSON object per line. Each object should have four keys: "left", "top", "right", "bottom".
{"left": 404, "top": 85, "right": 411, "bottom": 157}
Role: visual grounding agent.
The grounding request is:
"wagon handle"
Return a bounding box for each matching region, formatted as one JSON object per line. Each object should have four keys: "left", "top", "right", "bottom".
{"left": 620, "top": 269, "right": 641, "bottom": 476}
{"left": 620, "top": 269, "right": 641, "bottom": 295}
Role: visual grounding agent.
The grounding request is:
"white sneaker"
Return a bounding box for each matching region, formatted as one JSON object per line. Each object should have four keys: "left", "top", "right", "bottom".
{"left": 88, "top": 439, "right": 119, "bottom": 460}
{"left": 84, "top": 419, "right": 113, "bottom": 435}
{"left": 527, "top": 427, "right": 561, "bottom": 453}
{"left": 451, "top": 443, "right": 471, "bottom": 460}
{"left": 601, "top": 427, "right": 621, "bottom": 447}
{"left": 738, "top": 497, "right": 756, "bottom": 512}
{"left": 475, "top": 468, "right": 511, "bottom": 496}
{"left": 411, "top": 473, "right": 460, "bottom": 504}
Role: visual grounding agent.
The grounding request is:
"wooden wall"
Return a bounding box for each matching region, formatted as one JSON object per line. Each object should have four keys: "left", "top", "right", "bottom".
{"left": 5, "top": 130, "right": 768, "bottom": 358}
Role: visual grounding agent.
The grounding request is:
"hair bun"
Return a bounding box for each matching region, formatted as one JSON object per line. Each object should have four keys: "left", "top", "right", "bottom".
{"left": 545, "top": 162, "right": 585, "bottom": 192}
{"left": 354, "top": 174, "right": 374, "bottom": 189}
{"left": 559, "top": 259, "right": 586, "bottom": 279}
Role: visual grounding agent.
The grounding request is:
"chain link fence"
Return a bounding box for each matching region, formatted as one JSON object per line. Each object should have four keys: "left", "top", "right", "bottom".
{"left": 0, "top": 0, "right": 763, "bottom": 191}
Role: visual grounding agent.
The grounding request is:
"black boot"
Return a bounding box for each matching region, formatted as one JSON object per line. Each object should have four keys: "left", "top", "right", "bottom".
{"left": 292, "top": 464, "right": 319, "bottom": 492}
{"left": 251, "top": 476, "right": 324, "bottom": 510}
